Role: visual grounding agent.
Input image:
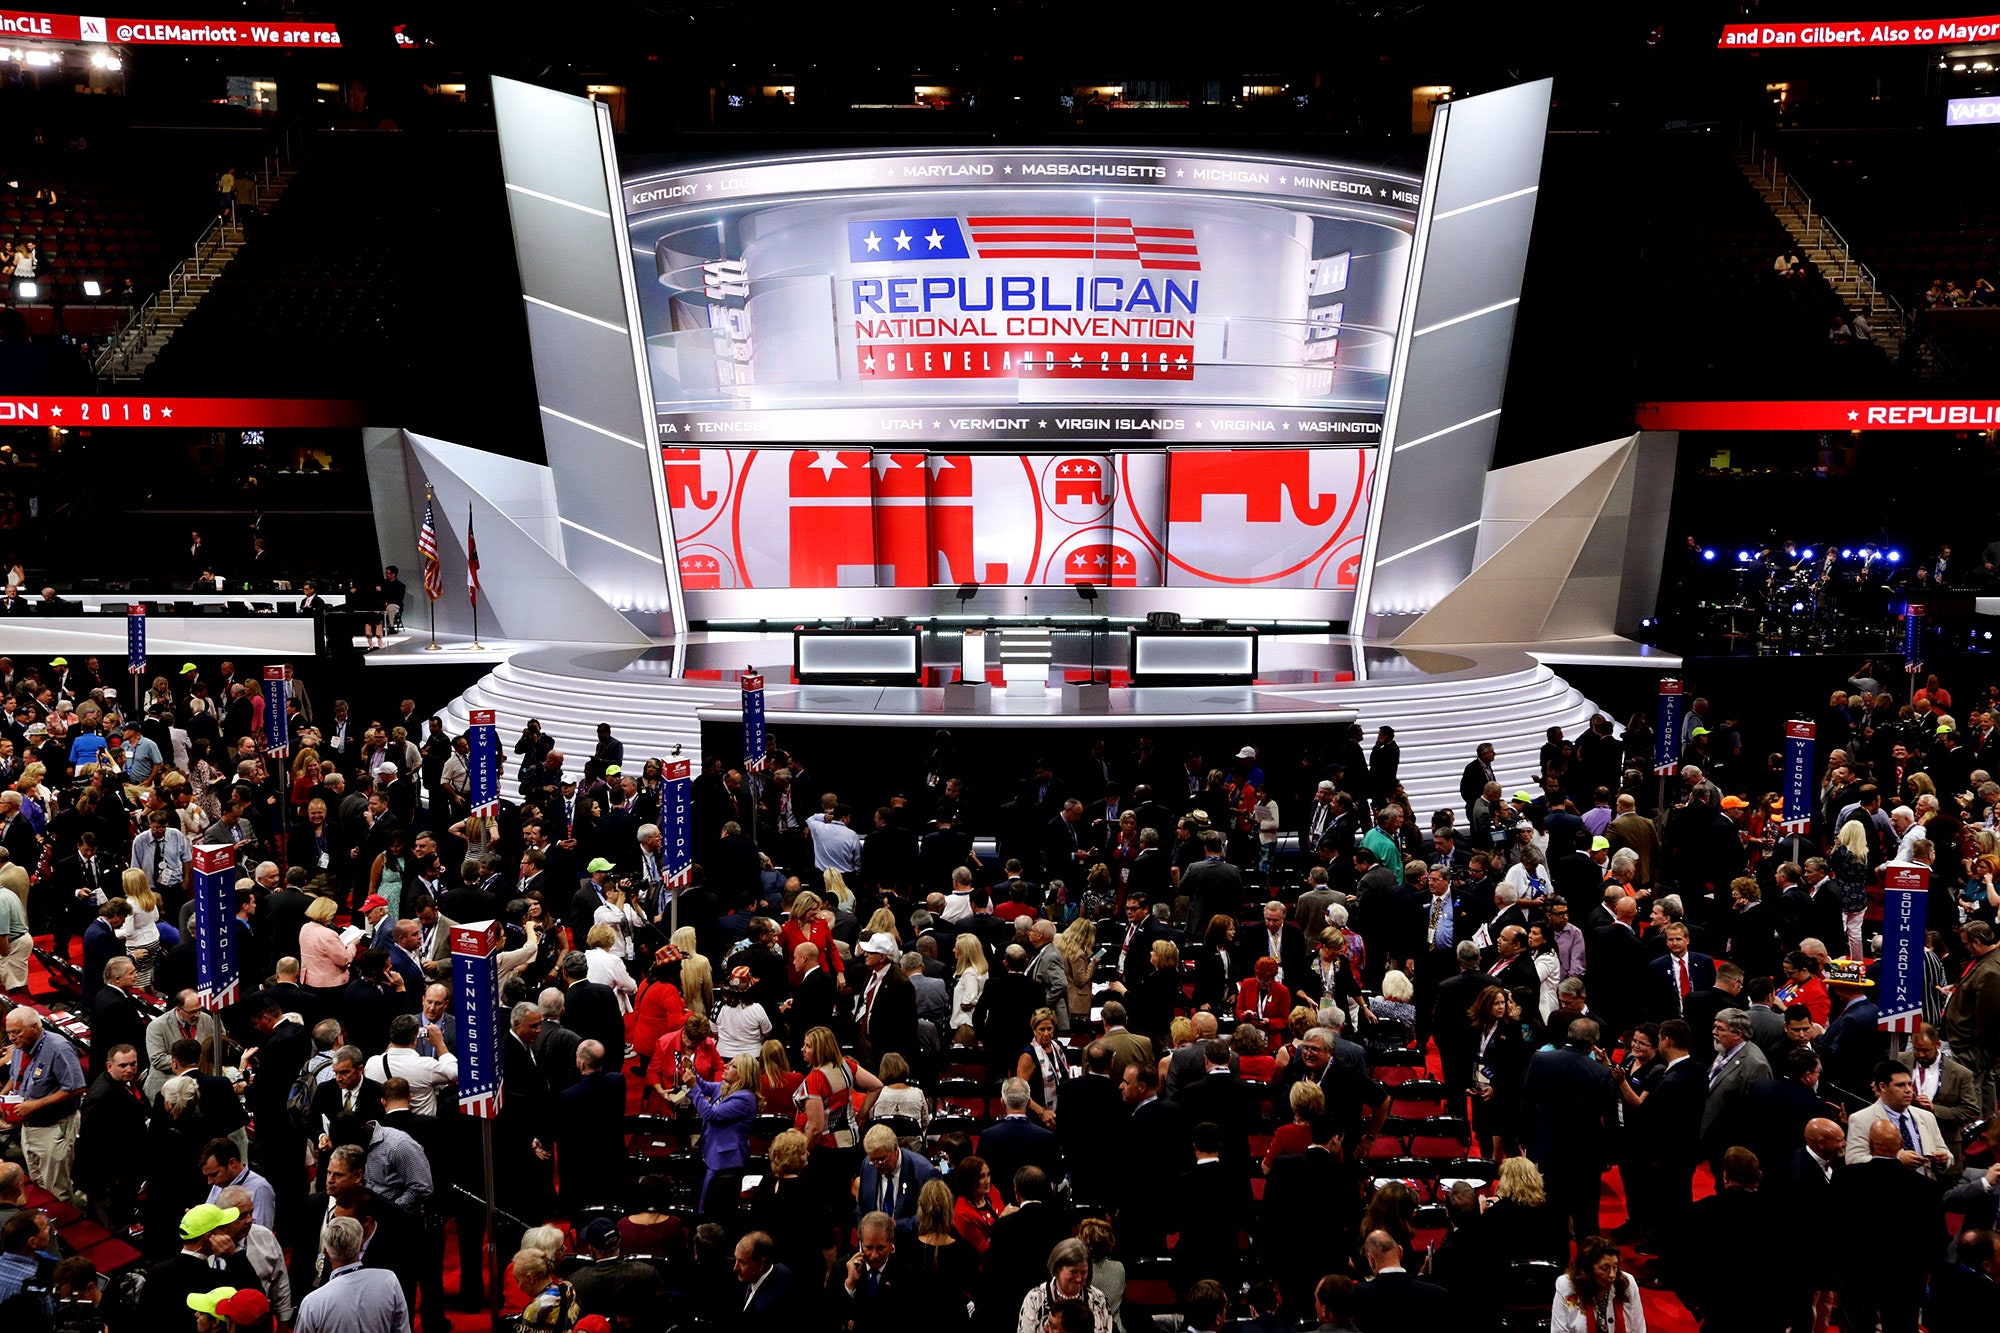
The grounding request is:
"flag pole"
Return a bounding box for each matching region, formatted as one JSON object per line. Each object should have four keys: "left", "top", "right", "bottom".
{"left": 468, "top": 503, "right": 484, "bottom": 649}
{"left": 424, "top": 485, "right": 441, "bottom": 651}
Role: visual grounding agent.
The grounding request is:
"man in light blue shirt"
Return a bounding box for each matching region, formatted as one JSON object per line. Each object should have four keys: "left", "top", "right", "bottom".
{"left": 120, "top": 725, "right": 163, "bottom": 785}
{"left": 130, "top": 811, "right": 190, "bottom": 894}
{"left": 296, "top": 1216, "right": 409, "bottom": 1333}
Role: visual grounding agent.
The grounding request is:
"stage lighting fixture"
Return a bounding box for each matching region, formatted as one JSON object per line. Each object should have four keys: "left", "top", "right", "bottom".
{"left": 955, "top": 582, "right": 979, "bottom": 606}
{"left": 14, "top": 281, "right": 36, "bottom": 300}
{"left": 1790, "top": 602, "right": 1805, "bottom": 613}
{"left": 81, "top": 279, "right": 101, "bottom": 298}
{"left": 1800, "top": 548, "right": 1813, "bottom": 560}
{"left": 1701, "top": 549, "right": 1716, "bottom": 561}
{"left": 1887, "top": 550, "right": 1902, "bottom": 563}
{"left": 1737, "top": 550, "right": 1752, "bottom": 562}
{"left": 1841, "top": 549, "right": 1852, "bottom": 558}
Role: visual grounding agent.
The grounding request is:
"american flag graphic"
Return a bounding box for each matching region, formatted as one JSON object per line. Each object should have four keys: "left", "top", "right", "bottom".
{"left": 967, "top": 216, "right": 1200, "bottom": 270}
{"left": 466, "top": 506, "right": 481, "bottom": 605}
{"left": 845, "top": 217, "right": 1199, "bottom": 271}
{"left": 418, "top": 498, "right": 442, "bottom": 601}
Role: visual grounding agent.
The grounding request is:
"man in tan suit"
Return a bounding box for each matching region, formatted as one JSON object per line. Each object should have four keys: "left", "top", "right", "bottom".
{"left": 1897, "top": 1023, "right": 1982, "bottom": 1168}
{"left": 1846, "top": 1059, "right": 1952, "bottom": 1177}
{"left": 1096, "top": 999, "right": 1155, "bottom": 1079}
{"left": 1606, "top": 794, "right": 1660, "bottom": 889}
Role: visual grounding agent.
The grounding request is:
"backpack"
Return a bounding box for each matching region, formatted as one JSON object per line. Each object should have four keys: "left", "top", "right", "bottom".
{"left": 285, "top": 1051, "right": 332, "bottom": 1135}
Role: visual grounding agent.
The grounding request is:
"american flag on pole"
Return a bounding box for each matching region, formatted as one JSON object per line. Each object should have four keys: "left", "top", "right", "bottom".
{"left": 418, "top": 497, "right": 442, "bottom": 601}
{"left": 466, "top": 506, "right": 480, "bottom": 605}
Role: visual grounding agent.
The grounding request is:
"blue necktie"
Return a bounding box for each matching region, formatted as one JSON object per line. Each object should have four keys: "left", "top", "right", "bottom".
{"left": 1898, "top": 1112, "right": 1918, "bottom": 1155}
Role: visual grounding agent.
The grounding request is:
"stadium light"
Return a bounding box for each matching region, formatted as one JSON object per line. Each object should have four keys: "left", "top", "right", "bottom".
{"left": 1887, "top": 549, "right": 1902, "bottom": 563}
{"left": 81, "top": 279, "right": 101, "bottom": 298}
{"left": 14, "top": 281, "right": 36, "bottom": 300}
{"left": 1701, "top": 549, "right": 1716, "bottom": 561}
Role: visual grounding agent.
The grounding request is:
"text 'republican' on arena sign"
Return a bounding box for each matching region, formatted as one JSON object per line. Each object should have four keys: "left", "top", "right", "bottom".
{"left": 619, "top": 148, "right": 1424, "bottom": 447}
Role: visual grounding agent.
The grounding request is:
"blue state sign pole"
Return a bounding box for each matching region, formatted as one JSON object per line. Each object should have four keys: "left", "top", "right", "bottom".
{"left": 190, "top": 842, "right": 239, "bottom": 1010}
{"left": 1655, "top": 677, "right": 1683, "bottom": 816}
{"left": 741, "top": 670, "right": 767, "bottom": 854}
{"left": 126, "top": 603, "right": 145, "bottom": 700}
{"left": 663, "top": 757, "right": 692, "bottom": 935}
{"left": 451, "top": 920, "right": 504, "bottom": 1333}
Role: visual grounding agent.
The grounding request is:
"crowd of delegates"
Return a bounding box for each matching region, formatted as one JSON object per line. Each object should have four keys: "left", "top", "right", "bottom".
{"left": 0, "top": 650, "right": 1994, "bottom": 1333}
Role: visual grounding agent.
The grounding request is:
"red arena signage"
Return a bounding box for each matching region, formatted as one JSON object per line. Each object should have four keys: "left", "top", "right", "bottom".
{"left": 1637, "top": 399, "right": 2000, "bottom": 430}
{"left": 1718, "top": 14, "right": 2000, "bottom": 48}
{"left": 0, "top": 10, "right": 340, "bottom": 46}
{"left": 0, "top": 397, "right": 367, "bottom": 426}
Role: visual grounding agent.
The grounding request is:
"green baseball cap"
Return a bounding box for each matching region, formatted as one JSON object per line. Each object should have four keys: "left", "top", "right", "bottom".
{"left": 604, "top": 764, "right": 622, "bottom": 777}
{"left": 180, "top": 662, "right": 198, "bottom": 675}
{"left": 180, "top": 1203, "right": 238, "bottom": 1240}
{"left": 187, "top": 1288, "right": 239, "bottom": 1316}
{"left": 1690, "top": 726, "right": 1710, "bottom": 737}
{"left": 1511, "top": 791, "right": 1533, "bottom": 803}
{"left": 1591, "top": 836, "right": 1611, "bottom": 851}
{"left": 586, "top": 857, "right": 615, "bottom": 873}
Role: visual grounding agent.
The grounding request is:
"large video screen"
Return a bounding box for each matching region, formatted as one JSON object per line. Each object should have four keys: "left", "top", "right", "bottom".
{"left": 621, "top": 148, "right": 1420, "bottom": 447}
{"left": 664, "top": 446, "right": 1373, "bottom": 593}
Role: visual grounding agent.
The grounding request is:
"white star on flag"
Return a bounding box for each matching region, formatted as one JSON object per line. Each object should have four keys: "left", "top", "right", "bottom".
{"left": 1114, "top": 553, "right": 1129, "bottom": 567}
{"left": 810, "top": 449, "right": 845, "bottom": 480}
{"left": 925, "top": 229, "right": 946, "bottom": 249}
{"left": 864, "top": 231, "right": 882, "bottom": 252}
{"left": 1094, "top": 554, "right": 1108, "bottom": 568}
{"left": 926, "top": 455, "right": 955, "bottom": 477}
{"left": 871, "top": 453, "right": 900, "bottom": 476}
{"left": 863, "top": 355, "right": 877, "bottom": 371}
{"left": 1073, "top": 553, "right": 1088, "bottom": 567}
{"left": 894, "top": 230, "right": 913, "bottom": 250}
{"left": 1059, "top": 463, "right": 1072, "bottom": 474}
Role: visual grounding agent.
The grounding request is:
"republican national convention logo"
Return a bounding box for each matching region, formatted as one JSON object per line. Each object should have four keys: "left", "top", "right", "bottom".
{"left": 847, "top": 217, "right": 1201, "bottom": 271}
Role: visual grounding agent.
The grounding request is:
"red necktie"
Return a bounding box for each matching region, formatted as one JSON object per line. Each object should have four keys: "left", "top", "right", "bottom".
{"left": 1678, "top": 958, "right": 1691, "bottom": 1000}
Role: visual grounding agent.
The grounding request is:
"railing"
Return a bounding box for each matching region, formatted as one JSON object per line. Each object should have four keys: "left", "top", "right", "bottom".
{"left": 1740, "top": 143, "right": 1909, "bottom": 335}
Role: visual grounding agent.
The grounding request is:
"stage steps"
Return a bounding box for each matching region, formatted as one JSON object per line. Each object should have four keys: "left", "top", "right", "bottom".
{"left": 436, "top": 651, "right": 1605, "bottom": 832}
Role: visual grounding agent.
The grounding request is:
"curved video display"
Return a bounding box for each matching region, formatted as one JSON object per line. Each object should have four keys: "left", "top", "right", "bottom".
{"left": 621, "top": 147, "right": 1420, "bottom": 447}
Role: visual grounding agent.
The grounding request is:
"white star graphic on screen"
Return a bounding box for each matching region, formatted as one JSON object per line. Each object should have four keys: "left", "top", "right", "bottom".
{"left": 863, "top": 231, "right": 883, "bottom": 253}
{"left": 1072, "top": 553, "right": 1089, "bottom": 567}
{"left": 925, "top": 229, "right": 946, "bottom": 250}
{"left": 1068, "top": 353, "right": 1085, "bottom": 366}
{"left": 1847, "top": 410, "right": 1859, "bottom": 421}
{"left": 1003, "top": 165, "right": 1013, "bottom": 174}
{"left": 894, "top": 230, "right": 913, "bottom": 251}
{"left": 1114, "top": 552, "right": 1130, "bottom": 568}
{"left": 160, "top": 407, "right": 173, "bottom": 418}
{"left": 871, "top": 453, "right": 900, "bottom": 476}
{"left": 1038, "top": 420, "right": 1047, "bottom": 428}
{"left": 50, "top": 406, "right": 62, "bottom": 418}
{"left": 926, "top": 455, "right": 955, "bottom": 477}
{"left": 1277, "top": 177, "right": 1287, "bottom": 185}
{"left": 1175, "top": 169, "right": 1184, "bottom": 177}
{"left": 1174, "top": 354, "right": 1188, "bottom": 367}
{"left": 863, "top": 355, "right": 877, "bottom": 371}
{"left": 1094, "top": 554, "right": 1108, "bottom": 568}
{"left": 809, "top": 449, "right": 845, "bottom": 480}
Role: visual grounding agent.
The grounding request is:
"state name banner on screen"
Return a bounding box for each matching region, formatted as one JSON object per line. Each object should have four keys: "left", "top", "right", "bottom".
{"left": 451, "top": 921, "right": 503, "bottom": 1118}
{"left": 1878, "top": 864, "right": 1930, "bottom": 1032}
{"left": 190, "top": 842, "right": 240, "bottom": 1008}
{"left": 0, "top": 397, "right": 365, "bottom": 425}
{"left": 1719, "top": 15, "right": 2000, "bottom": 48}
{"left": 1637, "top": 399, "right": 2000, "bottom": 430}
{"left": 667, "top": 445, "right": 1372, "bottom": 592}
{"left": 621, "top": 148, "right": 1419, "bottom": 446}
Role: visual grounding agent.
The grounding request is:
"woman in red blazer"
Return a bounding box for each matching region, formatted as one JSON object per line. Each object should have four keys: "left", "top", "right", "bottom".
{"left": 1235, "top": 956, "right": 1292, "bottom": 1039}
{"left": 779, "top": 890, "right": 844, "bottom": 985}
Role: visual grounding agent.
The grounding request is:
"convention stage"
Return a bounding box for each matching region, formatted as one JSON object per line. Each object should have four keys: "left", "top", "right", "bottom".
{"left": 419, "top": 632, "right": 1673, "bottom": 826}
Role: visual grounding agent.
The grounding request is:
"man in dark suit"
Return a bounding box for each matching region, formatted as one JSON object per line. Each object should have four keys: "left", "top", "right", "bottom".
{"left": 569, "top": 1217, "right": 670, "bottom": 1325}
{"left": 978, "top": 1081, "right": 1063, "bottom": 1201}
{"left": 1173, "top": 1122, "right": 1250, "bottom": 1291}
{"left": 734, "top": 1231, "right": 798, "bottom": 1333}
{"left": 1353, "top": 1231, "right": 1453, "bottom": 1331}
{"left": 89, "top": 956, "right": 151, "bottom": 1063}
{"left": 1476, "top": 923, "right": 1538, "bottom": 996}
{"left": 788, "top": 944, "right": 837, "bottom": 1050}
{"left": 1585, "top": 896, "right": 1647, "bottom": 1036}
{"left": 1260, "top": 1113, "right": 1360, "bottom": 1313}
{"left": 1431, "top": 942, "right": 1488, "bottom": 1111}
{"left": 835, "top": 1211, "right": 915, "bottom": 1333}
{"left": 1828, "top": 1118, "right": 1948, "bottom": 1333}
{"left": 1119, "top": 1060, "right": 1190, "bottom": 1255}
{"left": 1647, "top": 922, "right": 1717, "bottom": 1021}
{"left": 975, "top": 1167, "right": 1072, "bottom": 1333}
{"left": 79, "top": 900, "right": 129, "bottom": 1012}
{"left": 1177, "top": 1040, "right": 1260, "bottom": 1175}
{"left": 76, "top": 1041, "right": 148, "bottom": 1228}
{"left": 556, "top": 1040, "right": 627, "bottom": 1208}
{"left": 1519, "top": 1017, "right": 1619, "bottom": 1240}
{"left": 854, "top": 936, "right": 921, "bottom": 1075}
{"left": 1459, "top": 744, "right": 1498, "bottom": 822}
{"left": 1178, "top": 833, "right": 1243, "bottom": 931}
{"left": 1056, "top": 1043, "right": 1125, "bottom": 1203}
{"left": 1662, "top": 1146, "right": 1788, "bottom": 1332}
{"left": 495, "top": 1003, "right": 554, "bottom": 1249}
{"left": 1926, "top": 1227, "right": 2000, "bottom": 1333}
{"left": 1105, "top": 895, "right": 1169, "bottom": 979}
{"left": 1622, "top": 1018, "right": 1707, "bottom": 1249}
{"left": 855, "top": 1128, "right": 935, "bottom": 1232}
{"left": 555, "top": 951, "right": 624, "bottom": 1063}
{"left": 1164, "top": 1012, "right": 1237, "bottom": 1101}
{"left": 1125, "top": 830, "right": 1172, "bottom": 905}
{"left": 1040, "top": 799, "right": 1093, "bottom": 880}
{"left": 309, "top": 1047, "right": 385, "bottom": 1139}
{"left": 1238, "top": 900, "right": 1310, "bottom": 985}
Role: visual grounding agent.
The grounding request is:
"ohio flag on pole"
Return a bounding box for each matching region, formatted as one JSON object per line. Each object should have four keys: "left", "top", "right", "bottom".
{"left": 418, "top": 497, "right": 442, "bottom": 601}
{"left": 467, "top": 506, "right": 480, "bottom": 605}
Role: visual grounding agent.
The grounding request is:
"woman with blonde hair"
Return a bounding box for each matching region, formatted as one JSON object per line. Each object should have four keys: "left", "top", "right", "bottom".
{"left": 512, "top": 1248, "right": 580, "bottom": 1332}
{"left": 1487, "top": 1151, "right": 1566, "bottom": 1267}
{"left": 299, "top": 894, "right": 350, "bottom": 1000}
{"left": 757, "top": 1038, "right": 803, "bottom": 1113}
{"left": 948, "top": 933, "right": 987, "bottom": 1034}
{"left": 781, "top": 890, "right": 842, "bottom": 985}
{"left": 864, "top": 906, "right": 901, "bottom": 946}
{"left": 585, "top": 922, "right": 640, "bottom": 1010}
{"left": 1055, "top": 917, "right": 1096, "bottom": 1021}
{"left": 1158, "top": 1014, "right": 1194, "bottom": 1084}
{"left": 677, "top": 952, "right": 713, "bottom": 1021}
{"left": 821, "top": 868, "right": 854, "bottom": 913}
{"left": 115, "top": 868, "right": 162, "bottom": 986}
{"left": 906, "top": 1176, "right": 977, "bottom": 1321}
{"left": 288, "top": 748, "right": 322, "bottom": 816}
{"left": 1830, "top": 818, "right": 1874, "bottom": 957}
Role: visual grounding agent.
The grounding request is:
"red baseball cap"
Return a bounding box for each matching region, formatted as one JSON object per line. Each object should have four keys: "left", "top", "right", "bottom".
{"left": 216, "top": 1289, "right": 271, "bottom": 1324}
{"left": 362, "top": 894, "right": 389, "bottom": 911}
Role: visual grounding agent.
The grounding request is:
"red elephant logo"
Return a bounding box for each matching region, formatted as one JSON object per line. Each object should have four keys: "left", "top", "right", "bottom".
{"left": 1049, "top": 458, "right": 1108, "bottom": 507}
{"left": 662, "top": 448, "right": 719, "bottom": 510}
{"left": 1167, "top": 449, "right": 1339, "bottom": 525}
{"left": 678, "top": 551, "right": 725, "bottom": 590}
{"left": 1061, "top": 544, "right": 1138, "bottom": 587}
